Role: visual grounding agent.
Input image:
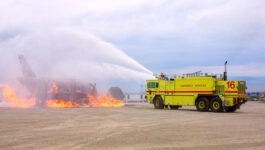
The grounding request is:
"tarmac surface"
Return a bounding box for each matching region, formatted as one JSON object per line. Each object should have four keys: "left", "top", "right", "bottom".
{"left": 1, "top": 101, "right": 265, "bottom": 150}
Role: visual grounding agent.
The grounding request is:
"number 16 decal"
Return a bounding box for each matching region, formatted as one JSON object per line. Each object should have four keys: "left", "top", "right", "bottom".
{"left": 227, "top": 81, "right": 235, "bottom": 89}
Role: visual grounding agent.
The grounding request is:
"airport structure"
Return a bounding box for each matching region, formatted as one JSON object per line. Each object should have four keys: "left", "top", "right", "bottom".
{"left": 17, "top": 55, "right": 97, "bottom": 107}
{"left": 247, "top": 92, "right": 265, "bottom": 97}
{"left": 124, "top": 93, "right": 146, "bottom": 103}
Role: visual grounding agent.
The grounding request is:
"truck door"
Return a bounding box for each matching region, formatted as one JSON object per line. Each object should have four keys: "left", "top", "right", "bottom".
{"left": 165, "top": 81, "right": 175, "bottom": 105}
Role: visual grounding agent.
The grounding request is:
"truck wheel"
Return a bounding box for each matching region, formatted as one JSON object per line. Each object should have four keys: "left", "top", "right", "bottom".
{"left": 211, "top": 97, "right": 223, "bottom": 112}
{"left": 196, "top": 97, "right": 210, "bottom": 111}
{"left": 154, "top": 96, "right": 164, "bottom": 109}
{"left": 170, "top": 105, "right": 180, "bottom": 110}
{"left": 226, "top": 106, "right": 237, "bottom": 112}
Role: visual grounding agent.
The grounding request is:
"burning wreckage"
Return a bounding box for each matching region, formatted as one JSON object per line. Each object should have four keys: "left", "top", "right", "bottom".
{"left": 0, "top": 55, "right": 124, "bottom": 108}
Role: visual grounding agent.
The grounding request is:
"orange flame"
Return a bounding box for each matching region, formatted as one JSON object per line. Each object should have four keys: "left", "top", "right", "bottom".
{"left": 47, "top": 81, "right": 59, "bottom": 94}
{"left": 52, "top": 81, "right": 59, "bottom": 94}
{"left": 0, "top": 84, "right": 36, "bottom": 108}
{"left": 88, "top": 94, "right": 125, "bottom": 108}
{"left": 76, "top": 90, "right": 82, "bottom": 93}
{"left": 83, "top": 103, "right": 90, "bottom": 108}
{"left": 45, "top": 100, "right": 80, "bottom": 108}
{"left": 44, "top": 82, "right": 124, "bottom": 108}
{"left": 44, "top": 94, "right": 124, "bottom": 108}
{"left": 0, "top": 82, "right": 124, "bottom": 109}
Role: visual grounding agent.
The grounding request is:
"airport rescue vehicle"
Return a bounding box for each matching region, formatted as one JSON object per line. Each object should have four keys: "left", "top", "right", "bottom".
{"left": 146, "top": 62, "right": 247, "bottom": 112}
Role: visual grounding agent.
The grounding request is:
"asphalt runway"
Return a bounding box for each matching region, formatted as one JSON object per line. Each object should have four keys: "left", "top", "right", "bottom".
{"left": 1, "top": 101, "right": 265, "bottom": 150}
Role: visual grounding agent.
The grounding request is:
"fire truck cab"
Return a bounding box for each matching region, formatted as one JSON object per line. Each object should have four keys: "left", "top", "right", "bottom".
{"left": 146, "top": 62, "right": 247, "bottom": 112}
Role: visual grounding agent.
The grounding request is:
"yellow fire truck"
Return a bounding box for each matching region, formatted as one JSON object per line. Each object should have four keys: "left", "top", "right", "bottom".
{"left": 146, "top": 62, "right": 247, "bottom": 112}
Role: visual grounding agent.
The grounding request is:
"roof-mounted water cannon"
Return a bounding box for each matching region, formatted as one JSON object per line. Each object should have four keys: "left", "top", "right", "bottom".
{"left": 224, "top": 61, "right": 228, "bottom": 81}
{"left": 153, "top": 73, "right": 159, "bottom": 79}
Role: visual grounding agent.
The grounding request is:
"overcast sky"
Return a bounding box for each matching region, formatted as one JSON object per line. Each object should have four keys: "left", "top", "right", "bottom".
{"left": 0, "top": 0, "right": 265, "bottom": 92}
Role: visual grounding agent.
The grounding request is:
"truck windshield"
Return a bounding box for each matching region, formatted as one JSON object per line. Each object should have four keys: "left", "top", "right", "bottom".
{"left": 148, "top": 82, "right": 159, "bottom": 88}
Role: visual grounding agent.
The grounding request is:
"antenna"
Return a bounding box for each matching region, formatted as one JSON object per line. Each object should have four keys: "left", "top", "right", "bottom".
{"left": 224, "top": 61, "right": 227, "bottom": 80}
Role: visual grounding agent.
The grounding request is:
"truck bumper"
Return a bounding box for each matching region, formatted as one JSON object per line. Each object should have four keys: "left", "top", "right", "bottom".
{"left": 236, "top": 98, "right": 247, "bottom": 108}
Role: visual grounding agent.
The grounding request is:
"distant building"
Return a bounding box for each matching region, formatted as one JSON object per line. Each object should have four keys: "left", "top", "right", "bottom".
{"left": 124, "top": 93, "right": 146, "bottom": 103}
{"left": 247, "top": 92, "right": 265, "bottom": 97}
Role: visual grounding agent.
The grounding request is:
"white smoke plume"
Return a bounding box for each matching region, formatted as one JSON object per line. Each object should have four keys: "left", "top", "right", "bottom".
{"left": 0, "top": 28, "right": 154, "bottom": 93}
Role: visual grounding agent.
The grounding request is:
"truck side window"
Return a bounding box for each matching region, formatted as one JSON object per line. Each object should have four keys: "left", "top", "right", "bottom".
{"left": 150, "top": 82, "right": 155, "bottom": 88}
{"left": 148, "top": 82, "right": 158, "bottom": 88}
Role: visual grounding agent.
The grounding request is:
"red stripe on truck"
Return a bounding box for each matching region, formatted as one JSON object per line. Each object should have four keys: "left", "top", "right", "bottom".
{"left": 224, "top": 91, "right": 238, "bottom": 93}
{"left": 146, "top": 91, "right": 214, "bottom": 93}
{"left": 146, "top": 90, "right": 238, "bottom": 94}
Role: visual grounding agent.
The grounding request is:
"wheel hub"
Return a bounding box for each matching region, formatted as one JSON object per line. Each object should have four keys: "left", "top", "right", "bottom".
{"left": 199, "top": 101, "right": 205, "bottom": 109}
{"left": 155, "top": 100, "right": 159, "bottom": 106}
{"left": 213, "top": 102, "right": 219, "bottom": 109}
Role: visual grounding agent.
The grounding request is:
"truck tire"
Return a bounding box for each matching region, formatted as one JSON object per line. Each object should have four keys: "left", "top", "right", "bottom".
{"left": 154, "top": 96, "right": 164, "bottom": 109}
{"left": 196, "top": 97, "right": 210, "bottom": 112}
{"left": 211, "top": 97, "right": 223, "bottom": 112}
{"left": 225, "top": 105, "right": 237, "bottom": 112}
